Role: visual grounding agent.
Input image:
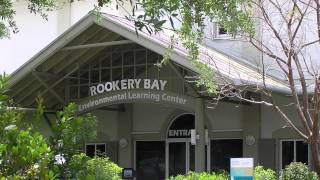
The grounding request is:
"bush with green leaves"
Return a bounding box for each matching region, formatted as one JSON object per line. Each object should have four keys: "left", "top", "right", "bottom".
{"left": 49, "top": 103, "right": 97, "bottom": 178}
{"left": 167, "top": 172, "right": 228, "bottom": 180}
{"left": 69, "top": 153, "right": 122, "bottom": 180}
{"left": 280, "top": 162, "right": 318, "bottom": 180}
{"left": 0, "top": 75, "right": 54, "bottom": 179}
{"left": 0, "top": 74, "right": 99, "bottom": 179}
{"left": 254, "top": 166, "right": 276, "bottom": 180}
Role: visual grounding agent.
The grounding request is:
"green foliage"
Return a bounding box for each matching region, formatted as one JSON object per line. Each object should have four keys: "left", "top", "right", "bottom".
{"left": 0, "top": 0, "right": 56, "bottom": 38}
{"left": 279, "top": 162, "right": 318, "bottom": 180}
{"left": 69, "top": 153, "right": 122, "bottom": 180}
{"left": 254, "top": 166, "right": 276, "bottom": 180}
{"left": 166, "top": 172, "right": 228, "bottom": 180}
{"left": 50, "top": 103, "right": 97, "bottom": 159}
{"left": 49, "top": 103, "right": 97, "bottom": 178}
{"left": 97, "top": 0, "right": 254, "bottom": 95}
{"left": 0, "top": 75, "right": 99, "bottom": 179}
{"left": 0, "top": 74, "right": 55, "bottom": 179}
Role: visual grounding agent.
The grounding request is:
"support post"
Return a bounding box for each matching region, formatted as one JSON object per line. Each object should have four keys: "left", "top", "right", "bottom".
{"left": 195, "top": 98, "right": 206, "bottom": 171}
{"left": 243, "top": 95, "right": 261, "bottom": 166}
{"left": 117, "top": 104, "right": 132, "bottom": 168}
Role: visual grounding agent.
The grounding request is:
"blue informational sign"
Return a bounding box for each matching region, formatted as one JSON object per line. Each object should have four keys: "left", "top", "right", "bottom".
{"left": 230, "top": 158, "right": 254, "bottom": 180}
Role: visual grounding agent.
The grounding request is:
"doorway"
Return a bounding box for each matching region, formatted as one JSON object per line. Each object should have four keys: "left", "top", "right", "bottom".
{"left": 166, "top": 139, "right": 195, "bottom": 178}
{"left": 165, "top": 114, "right": 195, "bottom": 178}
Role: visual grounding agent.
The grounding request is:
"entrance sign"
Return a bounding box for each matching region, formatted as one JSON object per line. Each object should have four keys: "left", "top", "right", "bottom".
{"left": 230, "top": 158, "right": 253, "bottom": 180}
{"left": 167, "top": 114, "right": 195, "bottom": 138}
{"left": 89, "top": 79, "right": 167, "bottom": 96}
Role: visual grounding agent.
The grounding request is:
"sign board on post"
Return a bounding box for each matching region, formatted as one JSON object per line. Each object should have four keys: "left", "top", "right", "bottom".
{"left": 230, "top": 158, "right": 253, "bottom": 180}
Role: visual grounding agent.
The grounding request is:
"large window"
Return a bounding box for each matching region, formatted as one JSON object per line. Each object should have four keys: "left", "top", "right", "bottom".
{"left": 85, "top": 143, "right": 106, "bottom": 158}
{"left": 280, "top": 140, "right": 308, "bottom": 169}
{"left": 210, "top": 139, "right": 243, "bottom": 172}
{"left": 136, "top": 141, "right": 165, "bottom": 180}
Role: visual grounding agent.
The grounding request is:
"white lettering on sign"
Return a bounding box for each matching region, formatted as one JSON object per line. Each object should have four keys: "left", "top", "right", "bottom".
{"left": 168, "top": 130, "right": 191, "bottom": 137}
{"left": 89, "top": 79, "right": 167, "bottom": 96}
{"left": 78, "top": 91, "right": 188, "bottom": 112}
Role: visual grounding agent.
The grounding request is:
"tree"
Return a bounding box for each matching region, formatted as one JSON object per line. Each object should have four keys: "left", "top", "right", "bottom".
{"left": 98, "top": 0, "right": 320, "bottom": 174}
{"left": 3, "top": 0, "right": 320, "bottom": 174}
{"left": 0, "top": 74, "right": 98, "bottom": 179}
{"left": 0, "top": 0, "right": 56, "bottom": 38}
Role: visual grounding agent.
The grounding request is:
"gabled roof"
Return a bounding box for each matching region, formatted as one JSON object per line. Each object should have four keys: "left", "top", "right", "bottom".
{"left": 8, "top": 12, "right": 291, "bottom": 107}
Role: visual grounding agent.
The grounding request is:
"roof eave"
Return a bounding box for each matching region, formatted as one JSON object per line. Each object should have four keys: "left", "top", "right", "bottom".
{"left": 8, "top": 13, "right": 97, "bottom": 88}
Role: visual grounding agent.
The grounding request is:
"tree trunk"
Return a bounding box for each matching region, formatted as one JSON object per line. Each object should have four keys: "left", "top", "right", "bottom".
{"left": 310, "top": 136, "right": 320, "bottom": 174}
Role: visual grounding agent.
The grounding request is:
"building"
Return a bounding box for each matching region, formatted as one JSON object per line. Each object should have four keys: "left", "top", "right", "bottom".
{"left": 7, "top": 11, "right": 310, "bottom": 180}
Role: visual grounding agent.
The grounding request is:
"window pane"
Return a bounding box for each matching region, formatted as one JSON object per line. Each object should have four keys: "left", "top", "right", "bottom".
{"left": 282, "top": 141, "right": 294, "bottom": 169}
{"left": 296, "top": 141, "right": 308, "bottom": 164}
{"left": 86, "top": 144, "right": 95, "bottom": 158}
{"left": 96, "top": 144, "right": 106, "bottom": 157}
{"left": 136, "top": 141, "right": 165, "bottom": 180}
{"left": 210, "top": 139, "right": 243, "bottom": 172}
{"left": 169, "top": 142, "right": 186, "bottom": 177}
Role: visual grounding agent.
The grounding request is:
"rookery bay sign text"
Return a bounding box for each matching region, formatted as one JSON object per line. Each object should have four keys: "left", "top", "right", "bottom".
{"left": 89, "top": 79, "right": 167, "bottom": 96}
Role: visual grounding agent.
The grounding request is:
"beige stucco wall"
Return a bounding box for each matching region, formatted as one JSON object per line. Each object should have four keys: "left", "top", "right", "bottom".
{"left": 205, "top": 102, "right": 243, "bottom": 131}
{"left": 91, "top": 110, "right": 119, "bottom": 141}
{"left": 260, "top": 93, "right": 302, "bottom": 139}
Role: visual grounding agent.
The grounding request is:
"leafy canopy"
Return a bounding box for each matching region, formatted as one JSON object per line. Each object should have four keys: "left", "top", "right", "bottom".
{"left": 110, "top": 0, "right": 255, "bottom": 94}
{"left": 0, "top": 0, "right": 56, "bottom": 38}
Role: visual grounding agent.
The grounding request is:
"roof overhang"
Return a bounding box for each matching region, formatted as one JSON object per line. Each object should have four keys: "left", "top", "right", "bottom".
{"left": 8, "top": 11, "right": 292, "bottom": 108}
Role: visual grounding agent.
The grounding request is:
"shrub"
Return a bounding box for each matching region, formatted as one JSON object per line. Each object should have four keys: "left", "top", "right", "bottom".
{"left": 69, "top": 153, "right": 122, "bottom": 180}
{"left": 254, "top": 166, "right": 276, "bottom": 180}
{"left": 280, "top": 162, "right": 318, "bottom": 180}
{"left": 166, "top": 172, "right": 228, "bottom": 180}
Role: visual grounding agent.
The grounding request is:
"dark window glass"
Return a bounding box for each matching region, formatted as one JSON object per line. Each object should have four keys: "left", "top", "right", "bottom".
{"left": 136, "top": 141, "right": 165, "bottom": 180}
{"left": 135, "top": 50, "right": 146, "bottom": 65}
{"left": 123, "top": 51, "right": 134, "bottom": 65}
{"left": 101, "top": 69, "right": 110, "bottom": 82}
{"left": 169, "top": 142, "right": 186, "bottom": 177}
{"left": 282, "top": 141, "right": 294, "bottom": 169}
{"left": 210, "top": 139, "right": 243, "bottom": 172}
{"left": 96, "top": 144, "right": 106, "bottom": 157}
{"left": 101, "top": 54, "right": 111, "bottom": 68}
{"left": 190, "top": 144, "right": 195, "bottom": 172}
{"left": 296, "top": 141, "right": 308, "bottom": 164}
{"left": 86, "top": 144, "right": 95, "bottom": 158}
{"left": 112, "top": 52, "right": 122, "bottom": 66}
{"left": 218, "top": 27, "right": 228, "bottom": 35}
{"left": 79, "top": 85, "right": 89, "bottom": 98}
{"left": 112, "top": 68, "right": 122, "bottom": 80}
{"left": 70, "top": 86, "right": 78, "bottom": 99}
{"left": 167, "top": 114, "right": 194, "bottom": 139}
{"left": 123, "top": 67, "right": 134, "bottom": 79}
{"left": 91, "top": 70, "right": 100, "bottom": 83}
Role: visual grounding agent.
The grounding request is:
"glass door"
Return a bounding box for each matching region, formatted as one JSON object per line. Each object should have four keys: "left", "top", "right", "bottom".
{"left": 166, "top": 140, "right": 195, "bottom": 178}
{"left": 169, "top": 142, "right": 186, "bottom": 177}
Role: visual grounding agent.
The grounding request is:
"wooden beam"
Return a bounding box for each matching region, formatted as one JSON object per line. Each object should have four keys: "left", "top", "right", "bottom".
{"left": 33, "top": 73, "right": 66, "bottom": 104}
{"left": 37, "top": 65, "right": 79, "bottom": 97}
{"left": 41, "top": 27, "right": 106, "bottom": 72}
{"left": 168, "top": 61, "right": 200, "bottom": 96}
{"left": 61, "top": 40, "right": 133, "bottom": 51}
{"left": 54, "top": 31, "right": 118, "bottom": 73}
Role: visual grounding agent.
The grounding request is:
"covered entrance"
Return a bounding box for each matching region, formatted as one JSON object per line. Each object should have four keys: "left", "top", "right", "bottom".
{"left": 166, "top": 114, "right": 195, "bottom": 178}
{"left": 135, "top": 114, "right": 197, "bottom": 180}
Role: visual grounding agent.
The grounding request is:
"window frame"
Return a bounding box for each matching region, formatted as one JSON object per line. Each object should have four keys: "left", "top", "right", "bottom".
{"left": 85, "top": 142, "right": 107, "bottom": 157}
{"left": 279, "top": 139, "right": 310, "bottom": 169}
{"left": 215, "top": 24, "right": 232, "bottom": 39}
